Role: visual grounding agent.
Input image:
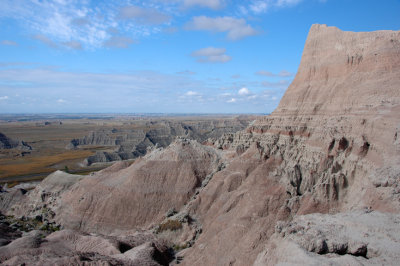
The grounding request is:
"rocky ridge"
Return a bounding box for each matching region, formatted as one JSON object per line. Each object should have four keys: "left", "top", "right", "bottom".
{"left": 180, "top": 24, "right": 400, "bottom": 265}
{"left": 0, "top": 132, "right": 31, "bottom": 151}
{"left": 66, "top": 118, "right": 252, "bottom": 165}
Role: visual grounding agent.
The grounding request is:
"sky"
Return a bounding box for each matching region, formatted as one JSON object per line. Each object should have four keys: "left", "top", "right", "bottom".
{"left": 0, "top": 0, "right": 399, "bottom": 114}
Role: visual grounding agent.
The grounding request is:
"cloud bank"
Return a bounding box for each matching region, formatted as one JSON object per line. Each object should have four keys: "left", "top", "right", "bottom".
{"left": 185, "top": 16, "right": 257, "bottom": 40}
{"left": 191, "top": 47, "right": 231, "bottom": 63}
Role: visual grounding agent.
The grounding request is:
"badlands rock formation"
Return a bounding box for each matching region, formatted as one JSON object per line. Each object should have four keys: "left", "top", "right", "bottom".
{"left": 0, "top": 132, "right": 31, "bottom": 151}
{"left": 66, "top": 118, "right": 251, "bottom": 165}
{"left": 1, "top": 24, "right": 399, "bottom": 265}
{"left": 184, "top": 24, "right": 400, "bottom": 265}
{"left": 58, "top": 139, "right": 221, "bottom": 233}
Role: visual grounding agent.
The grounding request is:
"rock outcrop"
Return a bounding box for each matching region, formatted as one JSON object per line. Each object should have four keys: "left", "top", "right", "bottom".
{"left": 58, "top": 139, "right": 222, "bottom": 234}
{"left": 1, "top": 24, "right": 400, "bottom": 265}
{"left": 255, "top": 210, "right": 400, "bottom": 265}
{"left": 0, "top": 132, "right": 31, "bottom": 151}
{"left": 0, "top": 229, "right": 173, "bottom": 265}
{"left": 67, "top": 118, "right": 251, "bottom": 165}
{"left": 178, "top": 24, "right": 400, "bottom": 265}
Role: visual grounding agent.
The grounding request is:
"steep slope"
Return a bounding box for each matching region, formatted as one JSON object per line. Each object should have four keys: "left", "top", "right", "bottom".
{"left": 57, "top": 138, "right": 222, "bottom": 234}
{"left": 179, "top": 24, "right": 400, "bottom": 265}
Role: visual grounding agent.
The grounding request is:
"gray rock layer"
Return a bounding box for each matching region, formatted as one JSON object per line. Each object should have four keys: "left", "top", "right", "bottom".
{"left": 67, "top": 118, "right": 250, "bottom": 165}
{"left": 0, "top": 132, "right": 31, "bottom": 151}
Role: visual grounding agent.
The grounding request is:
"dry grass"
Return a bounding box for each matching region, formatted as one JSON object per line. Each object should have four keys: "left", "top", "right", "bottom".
{"left": 157, "top": 219, "right": 183, "bottom": 233}
{"left": 0, "top": 150, "right": 94, "bottom": 178}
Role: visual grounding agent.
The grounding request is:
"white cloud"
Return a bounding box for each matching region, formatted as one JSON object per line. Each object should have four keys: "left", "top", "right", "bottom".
{"left": 71, "top": 18, "right": 90, "bottom": 26}
{"left": 244, "top": 0, "right": 303, "bottom": 14}
{"left": 0, "top": 96, "right": 9, "bottom": 100}
{"left": 272, "top": 96, "right": 278, "bottom": 100}
{"left": 276, "top": 0, "right": 303, "bottom": 7}
{"left": 278, "top": 70, "right": 293, "bottom": 77}
{"left": 177, "top": 70, "right": 196, "bottom": 75}
{"left": 0, "top": 1, "right": 113, "bottom": 49}
{"left": 1, "top": 40, "right": 18, "bottom": 46}
{"left": 256, "top": 70, "right": 294, "bottom": 77}
{"left": 118, "top": 6, "right": 171, "bottom": 25}
{"left": 185, "top": 91, "right": 199, "bottom": 96}
{"left": 164, "top": 27, "right": 178, "bottom": 34}
{"left": 104, "top": 36, "right": 135, "bottom": 49}
{"left": 0, "top": 66, "right": 210, "bottom": 112}
{"left": 250, "top": 1, "right": 269, "bottom": 13}
{"left": 63, "top": 41, "right": 82, "bottom": 50}
{"left": 191, "top": 47, "right": 231, "bottom": 63}
{"left": 156, "top": 0, "right": 224, "bottom": 10}
{"left": 183, "top": 0, "right": 224, "bottom": 9}
{"left": 256, "top": 70, "right": 275, "bottom": 77}
{"left": 0, "top": 64, "right": 286, "bottom": 113}
{"left": 0, "top": 1, "right": 167, "bottom": 49}
{"left": 191, "top": 47, "right": 225, "bottom": 56}
{"left": 0, "top": 62, "right": 36, "bottom": 68}
{"left": 261, "top": 80, "right": 290, "bottom": 88}
{"left": 185, "top": 16, "right": 257, "bottom": 40}
{"left": 238, "top": 87, "right": 250, "bottom": 95}
{"left": 32, "top": 34, "right": 58, "bottom": 48}
{"left": 0, "top": 0, "right": 306, "bottom": 51}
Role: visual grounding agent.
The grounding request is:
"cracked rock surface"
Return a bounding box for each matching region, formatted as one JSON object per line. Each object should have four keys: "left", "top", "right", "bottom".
{"left": 256, "top": 210, "right": 400, "bottom": 265}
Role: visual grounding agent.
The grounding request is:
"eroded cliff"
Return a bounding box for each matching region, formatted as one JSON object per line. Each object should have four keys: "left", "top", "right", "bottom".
{"left": 179, "top": 24, "right": 400, "bottom": 265}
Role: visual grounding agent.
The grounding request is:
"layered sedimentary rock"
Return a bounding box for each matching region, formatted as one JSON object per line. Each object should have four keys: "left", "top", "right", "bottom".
{"left": 58, "top": 139, "right": 221, "bottom": 233}
{"left": 0, "top": 132, "right": 31, "bottom": 151}
{"left": 255, "top": 210, "right": 400, "bottom": 265}
{"left": 0, "top": 229, "right": 173, "bottom": 265}
{"left": 1, "top": 24, "right": 400, "bottom": 265}
{"left": 179, "top": 24, "right": 400, "bottom": 265}
{"left": 66, "top": 118, "right": 251, "bottom": 165}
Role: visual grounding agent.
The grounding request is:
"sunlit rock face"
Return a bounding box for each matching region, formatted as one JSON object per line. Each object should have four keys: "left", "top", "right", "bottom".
{"left": 179, "top": 24, "right": 400, "bottom": 265}
{"left": 57, "top": 138, "right": 222, "bottom": 234}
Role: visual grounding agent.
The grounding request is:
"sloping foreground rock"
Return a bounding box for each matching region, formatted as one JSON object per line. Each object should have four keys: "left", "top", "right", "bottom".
{"left": 255, "top": 210, "right": 400, "bottom": 265}
{"left": 0, "top": 229, "right": 173, "bottom": 265}
{"left": 5, "top": 138, "right": 221, "bottom": 234}
{"left": 4, "top": 170, "right": 85, "bottom": 220}
{"left": 57, "top": 138, "right": 221, "bottom": 234}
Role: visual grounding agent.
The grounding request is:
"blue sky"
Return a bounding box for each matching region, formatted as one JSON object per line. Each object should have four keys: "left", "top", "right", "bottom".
{"left": 0, "top": 0, "right": 399, "bottom": 114}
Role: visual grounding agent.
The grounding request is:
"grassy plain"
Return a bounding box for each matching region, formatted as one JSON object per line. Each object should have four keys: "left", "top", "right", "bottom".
{"left": 0, "top": 118, "right": 121, "bottom": 182}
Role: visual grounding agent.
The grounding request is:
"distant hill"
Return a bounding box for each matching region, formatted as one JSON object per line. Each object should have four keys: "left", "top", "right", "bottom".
{"left": 0, "top": 132, "right": 31, "bottom": 151}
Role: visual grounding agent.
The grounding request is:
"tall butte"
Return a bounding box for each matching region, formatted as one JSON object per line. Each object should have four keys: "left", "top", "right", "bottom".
{"left": 180, "top": 24, "right": 400, "bottom": 265}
